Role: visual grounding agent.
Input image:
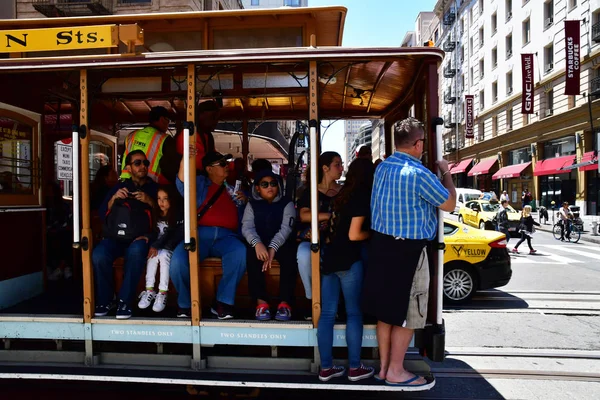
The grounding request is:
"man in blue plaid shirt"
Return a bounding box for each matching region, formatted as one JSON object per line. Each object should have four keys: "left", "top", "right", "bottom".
{"left": 363, "top": 117, "right": 456, "bottom": 388}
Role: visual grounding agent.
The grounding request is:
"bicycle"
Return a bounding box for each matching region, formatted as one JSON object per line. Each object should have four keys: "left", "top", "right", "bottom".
{"left": 552, "top": 219, "right": 581, "bottom": 243}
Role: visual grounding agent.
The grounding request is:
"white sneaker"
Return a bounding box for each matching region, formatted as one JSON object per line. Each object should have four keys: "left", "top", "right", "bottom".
{"left": 137, "top": 290, "right": 155, "bottom": 309}
{"left": 152, "top": 292, "right": 167, "bottom": 313}
{"left": 63, "top": 267, "right": 73, "bottom": 279}
{"left": 47, "top": 268, "right": 63, "bottom": 281}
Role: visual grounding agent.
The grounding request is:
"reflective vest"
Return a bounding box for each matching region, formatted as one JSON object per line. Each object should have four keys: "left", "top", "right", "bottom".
{"left": 120, "top": 126, "right": 167, "bottom": 182}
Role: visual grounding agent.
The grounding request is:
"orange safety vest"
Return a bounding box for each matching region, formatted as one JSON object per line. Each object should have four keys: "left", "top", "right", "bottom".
{"left": 120, "top": 126, "right": 167, "bottom": 182}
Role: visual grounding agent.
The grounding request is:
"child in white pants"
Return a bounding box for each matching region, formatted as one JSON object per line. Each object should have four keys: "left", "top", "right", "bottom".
{"left": 138, "top": 186, "right": 183, "bottom": 312}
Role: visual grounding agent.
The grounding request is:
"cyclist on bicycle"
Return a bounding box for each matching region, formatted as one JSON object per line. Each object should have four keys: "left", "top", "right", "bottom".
{"left": 559, "top": 201, "right": 574, "bottom": 241}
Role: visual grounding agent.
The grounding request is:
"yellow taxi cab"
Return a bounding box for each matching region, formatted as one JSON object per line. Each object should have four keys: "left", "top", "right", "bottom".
{"left": 457, "top": 200, "right": 521, "bottom": 233}
{"left": 443, "top": 219, "right": 512, "bottom": 304}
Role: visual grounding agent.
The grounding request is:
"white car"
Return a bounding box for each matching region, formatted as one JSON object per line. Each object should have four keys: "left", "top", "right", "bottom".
{"left": 454, "top": 188, "right": 483, "bottom": 214}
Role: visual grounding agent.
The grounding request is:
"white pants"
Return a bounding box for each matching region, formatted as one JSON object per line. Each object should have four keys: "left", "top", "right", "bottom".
{"left": 145, "top": 249, "right": 172, "bottom": 292}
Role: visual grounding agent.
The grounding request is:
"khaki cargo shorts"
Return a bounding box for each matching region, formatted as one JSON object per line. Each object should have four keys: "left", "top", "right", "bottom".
{"left": 404, "top": 247, "right": 430, "bottom": 330}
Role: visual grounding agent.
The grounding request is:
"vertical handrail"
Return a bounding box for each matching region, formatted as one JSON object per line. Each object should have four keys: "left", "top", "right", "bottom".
{"left": 309, "top": 123, "right": 319, "bottom": 245}
{"left": 183, "top": 123, "right": 191, "bottom": 246}
{"left": 435, "top": 120, "right": 444, "bottom": 326}
{"left": 72, "top": 125, "right": 80, "bottom": 247}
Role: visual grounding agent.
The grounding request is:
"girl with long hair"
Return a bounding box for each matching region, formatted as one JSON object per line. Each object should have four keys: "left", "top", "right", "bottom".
{"left": 296, "top": 151, "right": 343, "bottom": 305}
{"left": 317, "top": 157, "right": 375, "bottom": 382}
{"left": 138, "top": 185, "right": 184, "bottom": 312}
{"left": 512, "top": 205, "right": 540, "bottom": 254}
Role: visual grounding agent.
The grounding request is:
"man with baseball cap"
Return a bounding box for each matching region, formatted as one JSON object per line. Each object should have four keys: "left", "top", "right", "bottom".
{"left": 170, "top": 149, "right": 247, "bottom": 319}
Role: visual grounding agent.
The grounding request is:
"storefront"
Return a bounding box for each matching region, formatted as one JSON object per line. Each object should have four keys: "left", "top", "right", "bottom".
{"left": 534, "top": 154, "right": 577, "bottom": 208}
{"left": 579, "top": 151, "right": 600, "bottom": 215}
{"left": 468, "top": 156, "right": 499, "bottom": 194}
{"left": 492, "top": 161, "right": 532, "bottom": 209}
{"left": 450, "top": 157, "right": 474, "bottom": 188}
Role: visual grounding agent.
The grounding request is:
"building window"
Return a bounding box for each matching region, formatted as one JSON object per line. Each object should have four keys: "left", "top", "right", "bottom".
{"left": 480, "top": 89, "right": 485, "bottom": 110}
{"left": 544, "top": 1, "right": 554, "bottom": 29}
{"left": 545, "top": 89, "right": 554, "bottom": 117}
{"left": 251, "top": 0, "right": 259, "bottom": 4}
{"left": 460, "top": 45, "right": 465, "bottom": 62}
{"left": 523, "top": 18, "right": 531, "bottom": 45}
{"left": 508, "top": 146, "right": 532, "bottom": 165}
{"left": 506, "top": 0, "right": 513, "bottom": 21}
{"left": 460, "top": 18, "right": 465, "bottom": 36}
{"left": 568, "top": 0, "right": 577, "bottom": 10}
{"left": 479, "top": 0, "right": 484, "bottom": 14}
{"left": 506, "top": 71, "right": 513, "bottom": 94}
{"left": 478, "top": 122, "right": 485, "bottom": 141}
{"left": 492, "top": 13, "right": 498, "bottom": 35}
{"left": 507, "top": 107, "right": 513, "bottom": 130}
{"left": 470, "top": 7, "right": 474, "bottom": 24}
{"left": 492, "top": 81, "right": 498, "bottom": 103}
{"left": 544, "top": 136, "right": 576, "bottom": 157}
{"left": 545, "top": 44, "right": 554, "bottom": 73}
{"left": 568, "top": 95, "right": 576, "bottom": 109}
{"left": 523, "top": 113, "right": 529, "bottom": 126}
{"left": 506, "top": 34, "right": 513, "bottom": 58}
{"left": 434, "top": 29, "right": 439, "bottom": 43}
{"left": 479, "top": 27, "right": 484, "bottom": 48}
{"left": 493, "top": 115, "right": 498, "bottom": 137}
{"left": 470, "top": 66, "right": 474, "bottom": 84}
{"left": 492, "top": 47, "right": 498, "bottom": 68}
{"left": 479, "top": 59, "right": 485, "bottom": 79}
{"left": 461, "top": 74, "right": 466, "bottom": 93}
{"left": 470, "top": 37, "right": 474, "bottom": 54}
{"left": 119, "top": 0, "right": 151, "bottom": 3}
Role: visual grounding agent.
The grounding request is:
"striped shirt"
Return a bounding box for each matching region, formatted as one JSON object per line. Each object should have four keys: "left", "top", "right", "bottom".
{"left": 371, "top": 151, "right": 449, "bottom": 240}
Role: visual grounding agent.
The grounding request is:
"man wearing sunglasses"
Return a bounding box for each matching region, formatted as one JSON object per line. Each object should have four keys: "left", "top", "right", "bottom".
{"left": 95, "top": 150, "right": 158, "bottom": 319}
{"left": 120, "top": 106, "right": 181, "bottom": 184}
{"left": 170, "top": 150, "right": 247, "bottom": 319}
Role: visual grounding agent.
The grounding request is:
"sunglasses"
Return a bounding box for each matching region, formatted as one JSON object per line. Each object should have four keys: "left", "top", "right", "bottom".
{"left": 209, "top": 160, "right": 228, "bottom": 168}
{"left": 259, "top": 180, "right": 278, "bottom": 189}
{"left": 130, "top": 159, "right": 150, "bottom": 167}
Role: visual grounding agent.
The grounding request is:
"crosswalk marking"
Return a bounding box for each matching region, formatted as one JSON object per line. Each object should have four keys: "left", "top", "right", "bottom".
{"left": 510, "top": 250, "right": 582, "bottom": 264}
{"left": 536, "top": 245, "right": 600, "bottom": 260}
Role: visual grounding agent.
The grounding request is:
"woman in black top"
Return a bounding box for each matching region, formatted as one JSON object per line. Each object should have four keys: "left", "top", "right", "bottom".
{"left": 512, "top": 205, "right": 540, "bottom": 254}
{"left": 316, "top": 158, "right": 375, "bottom": 382}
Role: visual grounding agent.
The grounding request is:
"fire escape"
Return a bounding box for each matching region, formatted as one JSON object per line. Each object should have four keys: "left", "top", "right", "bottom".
{"left": 33, "top": 0, "right": 113, "bottom": 17}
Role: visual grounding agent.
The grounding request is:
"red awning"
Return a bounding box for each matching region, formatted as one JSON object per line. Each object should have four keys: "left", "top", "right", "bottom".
{"left": 468, "top": 156, "right": 498, "bottom": 177}
{"left": 533, "top": 155, "right": 576, "bottom": 176}
{"left": 450, "top": 158, "right": 473, "bottom": 174}
{"left": 492, "top": 162, "right": 531, "bottom": 180}
{"left": 447, "top": 162, "right": 455, "bottom": 171}
{"left": 580, "top": 151, "right": 599, "bottom": 172}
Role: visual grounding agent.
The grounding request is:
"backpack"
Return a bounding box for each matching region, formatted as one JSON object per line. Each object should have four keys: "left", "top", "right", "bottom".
{"left": 102, "top": 198, "right": 153, "bottom": 242}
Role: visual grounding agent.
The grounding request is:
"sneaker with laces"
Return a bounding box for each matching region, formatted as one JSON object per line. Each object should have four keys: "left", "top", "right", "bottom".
{"left": 529, "top": 249, "right": 537, "bottom": 254}
{"left": 319, "top": 365, "right": 346, "bottom": 382}
{"left": 137, "top": 290, "right": 155, "bottom": 309}
{"left": 94, "top": 302, "right": 115, "bottom": 317}
{"left": 152, "top": 292, "right": 168, "bottom": 313}
{"left": 116, "top": 300, "right": 132, "bottom": 320}
{"left": 275, "top": 303, "right": 292, "bottom": 321}
{"left": 511, "top": 248, "right": 519, "bottom": 254}
{"left": 255, "top": 304, "right": 271, "bottom": 321}
{"left": 348, "top": 364, "right": 375, "bottom": 382}
{"left": 177, "top": 307, "right": 191, "bottom": 318}
{"left": 211, "top": 301, "right": 235, "bottom": 320}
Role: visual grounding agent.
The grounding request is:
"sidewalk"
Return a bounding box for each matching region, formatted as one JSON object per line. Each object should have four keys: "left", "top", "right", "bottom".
{"left": 531, "top": 211, "right": 600, "bottom": 245}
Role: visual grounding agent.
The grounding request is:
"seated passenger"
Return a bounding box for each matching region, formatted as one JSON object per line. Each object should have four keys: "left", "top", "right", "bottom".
{"left": 138, "top": 185, "right": 184, "bottom": 313}
{"left": 171, "top": 150, "right": 247, "bottom": 319}
{"left": 317, "top": 158, "right": 375, "bottom": 382}
{"left": 241, "top": 170, "right": 297, "bottom": 321}
{"left": 296, "top": 152, "right": 343, "bottom": 304}
{"left": 93, "top": 150, "right": 158, "bottom": 319}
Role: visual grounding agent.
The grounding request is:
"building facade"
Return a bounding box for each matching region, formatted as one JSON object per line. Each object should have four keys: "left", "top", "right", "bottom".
{"left": 8, "top": 0, "right": 243, "bottom": 19}
{"left": 428, "top": 0, "right": 600, "bottom": 215}
{"left": 241, "top": 0, "right": 307, "bottom": 8}
{"left": 344, "top": 119, "right": 370, "bottom": 163}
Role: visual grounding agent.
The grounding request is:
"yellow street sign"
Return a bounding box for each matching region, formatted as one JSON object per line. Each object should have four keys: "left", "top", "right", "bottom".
{"left": 0, "top": 25, "right": 118, "bottom": 53}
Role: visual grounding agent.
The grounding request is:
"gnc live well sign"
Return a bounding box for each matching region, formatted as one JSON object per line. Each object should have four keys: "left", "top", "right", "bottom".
{"left": 521, "top": 54, "right": 534, "bottom": 114}
{"left": 0, "top": 25, "right": 118, "bottom": 53}
{"left": 565, "top": 20, "right": 581, "bottom": 95}
{"left": 465, "top": 95, "right": 474, "bottom": 139}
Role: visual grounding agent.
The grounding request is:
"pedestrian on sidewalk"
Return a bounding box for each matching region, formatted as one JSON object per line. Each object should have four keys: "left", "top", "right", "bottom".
{"left": 512, "top": 205, "right": 540, "bottom": 254}
{"left": 496, "top": 199, "right": 510, "bottom": 243}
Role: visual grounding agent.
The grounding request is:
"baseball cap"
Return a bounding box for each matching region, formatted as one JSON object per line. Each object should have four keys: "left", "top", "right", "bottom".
{"left": 202, "top": 151, "right": 233, "bottom": 169}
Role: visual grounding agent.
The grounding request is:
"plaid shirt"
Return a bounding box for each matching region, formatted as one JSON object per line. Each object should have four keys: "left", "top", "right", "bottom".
{"left": 371, "top": 151, "right": 449, "bottom": 240}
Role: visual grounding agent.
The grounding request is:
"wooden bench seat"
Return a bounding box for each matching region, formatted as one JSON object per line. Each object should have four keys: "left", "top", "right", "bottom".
{"left": 113, "top": 256, "right": 308, "bottom": 310}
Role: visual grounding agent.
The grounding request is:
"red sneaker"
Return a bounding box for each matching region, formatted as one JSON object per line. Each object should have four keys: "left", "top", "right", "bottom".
{"left": 529, "top": 249, "right": 537, "bottom": 254}
{"left": 319, "top": 365, "right": 346, "bottom": 382}
{"left": 348, "top": 364, "right": 375, "bottom": 381}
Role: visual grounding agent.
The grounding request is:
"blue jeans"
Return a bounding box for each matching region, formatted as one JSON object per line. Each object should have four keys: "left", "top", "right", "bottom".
{"left": 170, "top": 226, "right": 246, "bottom": 308}
{"left": 317, "top": 260, "right": 364, "bottom": 369}
{"left": 92, "top": 238, "right": 148, "bottom": 306}
{"left": 297, "top": 241, "right": 313, "bottom": 299}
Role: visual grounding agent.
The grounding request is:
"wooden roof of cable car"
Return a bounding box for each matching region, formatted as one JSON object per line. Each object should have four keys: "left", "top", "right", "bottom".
{"left": 32, "top": 47, "right": 443, "bottom": 124}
